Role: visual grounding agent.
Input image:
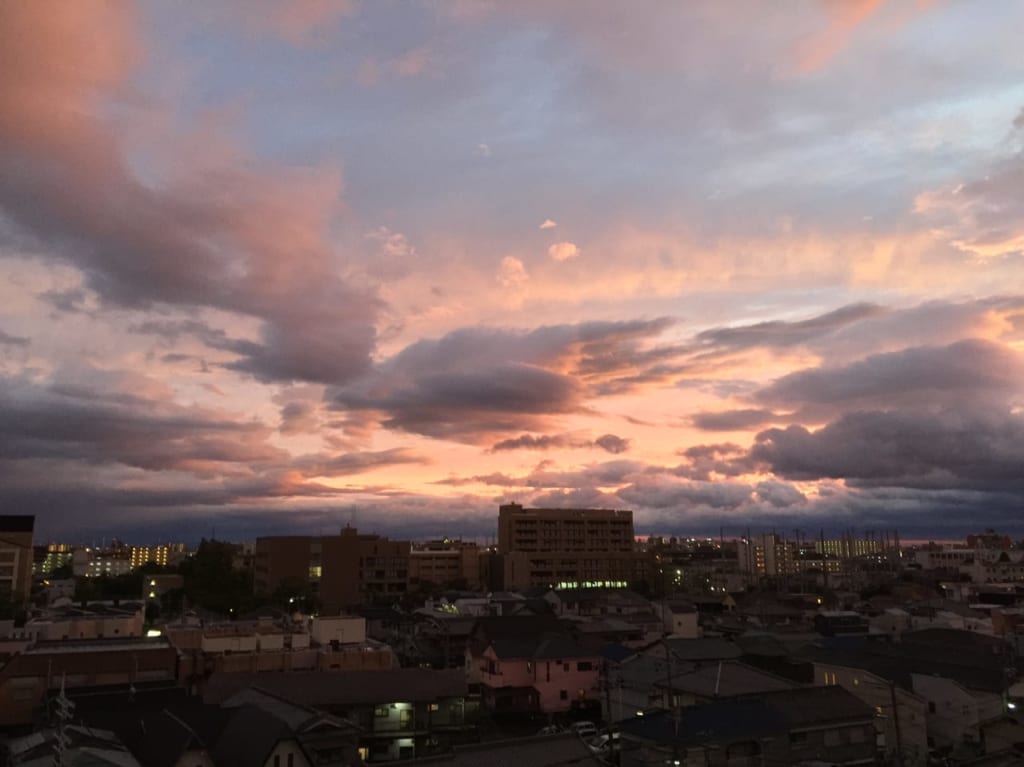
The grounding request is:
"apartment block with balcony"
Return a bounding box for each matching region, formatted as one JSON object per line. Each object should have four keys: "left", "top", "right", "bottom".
{"left": 0, "top": 516, "right": 34, "bottom": 605}
{"left": 496, "top": 503, "right": 638, "bottom": 590}
{"left": 255, "top": 527, "right": 410, "bottom": 612}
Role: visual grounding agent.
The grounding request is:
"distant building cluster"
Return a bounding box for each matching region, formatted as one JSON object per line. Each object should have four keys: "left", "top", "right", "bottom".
{"left": 1, "top": 512, "right": 1023, "bottom": 766}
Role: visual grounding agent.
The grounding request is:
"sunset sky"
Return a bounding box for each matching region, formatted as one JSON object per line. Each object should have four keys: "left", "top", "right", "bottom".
{"left": 2, "top": 1, "right": 1023, "bottom": 543}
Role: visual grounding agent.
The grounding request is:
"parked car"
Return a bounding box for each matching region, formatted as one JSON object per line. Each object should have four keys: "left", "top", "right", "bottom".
{"left": 569, "top": 721, "right": 598, "bottom": 740}
{"left": 537, "top": 724, "right": 565, "bottom": 735}
{"left": 587, "top": 732, "right": 620, "bottom": 754}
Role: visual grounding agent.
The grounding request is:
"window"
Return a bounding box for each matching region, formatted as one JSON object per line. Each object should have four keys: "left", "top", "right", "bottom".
{"left": 560, "top": 690, "right": 568, "bottom": 700}
{"left": 789, "top": 732, "right": 808, "bottom": 746}
{"left": 273, "top": 756, "right": 280, "bottom": 767}
{"left": 577, "top": 661, "right": 593, "bottom": 671}
{"left": 287, "top": 755, "right": 294, "bottom": 767}
{"left": 563, "top": 663, "right": 570, "bottom": 672}
{"left": 374, "top": 706, "right": 389, "bottom": 717}
{"left": 429, "top": 703, "right": 440, "bottom": 712}
{"left": 823, "top": 729, "right": 842, "bottom": 747}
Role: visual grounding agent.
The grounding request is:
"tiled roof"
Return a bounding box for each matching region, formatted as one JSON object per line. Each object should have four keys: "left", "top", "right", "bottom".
{"left": 204, "top": 668, "right": 468, "bottom": 706}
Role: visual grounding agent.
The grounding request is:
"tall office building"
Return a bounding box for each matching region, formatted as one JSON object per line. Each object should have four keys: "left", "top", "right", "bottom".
{"left": 0, "top": 516, "right": 35, "bottom": 605}
{"left": 496, "top": 503, "right": 637, "bottom": 590}
{"left": 254, "top": 526, "right": 410, "bottom": 612}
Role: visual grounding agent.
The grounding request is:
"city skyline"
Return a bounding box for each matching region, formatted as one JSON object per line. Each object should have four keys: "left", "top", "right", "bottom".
{"left": 2, "top": 1, "right": 1024, "bottom": 543}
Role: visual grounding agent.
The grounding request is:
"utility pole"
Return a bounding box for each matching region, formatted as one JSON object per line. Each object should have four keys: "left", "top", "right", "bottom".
{"left": 889, "top": 681, "right": 904, "bottom": 767}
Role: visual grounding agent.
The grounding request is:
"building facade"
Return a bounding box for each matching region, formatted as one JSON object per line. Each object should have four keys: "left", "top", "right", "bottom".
{"left": 0, "top": 516, "right": 34, "bottom": 605}
{"left": 497, "top": 504, "right": 637, "bottom": 590}
{"left": 254, "top": 527, "right": 410, "bottom": 612}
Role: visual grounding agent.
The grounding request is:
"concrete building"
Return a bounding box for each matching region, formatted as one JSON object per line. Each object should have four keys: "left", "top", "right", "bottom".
{"left": 254, "top": 526, "right": 410, "bottom": 612}
{"left": 33, "top": 542, "right": 74, "bottom": 576}
{"left": 737, "top": 532, "right": 897, "bottom": 577}
{"left": 129, "top": 542, "right": 187, "bottom": 569}
{"left": 408, "top": 539, "right": 481, "bottom": 589}
{"left": 0, "top": 637, "right": 180, "bottom": 727}
{"left": 0, "top": 515, "right": 34, "bottom": 605}
{"left": 73, "top": 547, "right": 132, "bottom": 578}
{"left": 497, "top": 503, "right": 637, "bottom": 590}
{"left": 24, "top": 604, "right": 144, "bottom": 641}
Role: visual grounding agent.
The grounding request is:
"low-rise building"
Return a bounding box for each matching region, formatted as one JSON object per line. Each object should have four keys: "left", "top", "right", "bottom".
{"left": 618, "top": 686, "right": 877, "bottom": 767}
{"left": 24, "top": 603, "right": 144, "bottom": 641}
{"left": 0, "top": 637, "right": 180, "bottom": 727}
{"left": 477, "top": 634, "right": 603, "bottom": 715}
{"left": 204, "top": 668, "right": 477, "bottom": 763}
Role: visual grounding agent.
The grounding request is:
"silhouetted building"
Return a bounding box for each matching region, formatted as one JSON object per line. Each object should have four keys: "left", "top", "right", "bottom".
{"left": 496, "top": 503, "right": 636, "bottom": 590}
{"left": 255, "top": 526, "right": 410, "bottom": 612}
{"left": 0, "top": 516, "right": 34, "bottom": 605}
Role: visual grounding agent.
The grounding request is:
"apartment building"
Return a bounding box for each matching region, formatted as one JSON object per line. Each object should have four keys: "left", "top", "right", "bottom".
{"left": 408, "top": 539, "right": 482, "bottom": 589}
{"left": 129, "top": 543, "right": 187, "bottom": 569}
{"left": 0, "top": 516, "right": 34, "bottom": 605}
{"left": 255, "top": 526, "right": 410, "bottom": 612}
{"left": 496, "top": 503, "right": 637, "bottom": 590}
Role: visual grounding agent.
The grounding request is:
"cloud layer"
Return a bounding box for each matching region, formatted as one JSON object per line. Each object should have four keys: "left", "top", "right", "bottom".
{"left": 1, "top": 1, "right": 1023, "bottom": 541}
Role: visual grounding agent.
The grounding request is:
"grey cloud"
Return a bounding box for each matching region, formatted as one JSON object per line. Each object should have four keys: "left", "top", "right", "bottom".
{"left": 0, "top": 329, "right": 29, "bottom": 348}
{"left": 490, "top": 431, "right": 630, "bottom": 454}
{"left": 0, "top": 369, "right": 287, "bottom": 477}
{"left": 292, "top": 448, "right": 430, "bottom": 478}
{"left": 594, "top": 433, "right": 630, "bottom": 454}
{"left": 617, "top": 477, "right": 753, "bottom": 510}
{"left": 754, "top": 479, "right": 806, "bottom": 508}
{"left": 751, "top": 409, "right": 1024, "bottom": 492}
{"left": 691, "top": 408, "right": 782, "bottom": 431}
{"left": 330, "top": 319, "right": 674, "bottom": 442}
{"left": 692, "top": 302, "right": 885, "bottom": 353}
{"left": 756, "top": 339, "right": 1022, "bottom": 410}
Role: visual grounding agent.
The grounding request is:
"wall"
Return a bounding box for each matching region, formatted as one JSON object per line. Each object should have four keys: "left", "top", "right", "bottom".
{"left": 911, "top": 673, "right": 1006, "bottom": 750}
{"left": 815, "top": 663, "right": 929, "bottom": 767}
{"left": 310, "top": 616, "right": 367, "bottom": 645}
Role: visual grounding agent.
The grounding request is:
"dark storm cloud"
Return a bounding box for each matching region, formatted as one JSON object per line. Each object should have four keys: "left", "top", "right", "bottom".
{"left": 690, "top": 408, "right": 782, "bottom": 431}
{"left": 594, "top": 434, "right": 630, "bottom": 454}
{"left": 490, "top": 431, "right": 630, "bottom": 454}
{"left": 0, "top": 3, "right": 379, "bottom": 386}
{"left": 0, "top": 330, "right": 29, "bottom": 348}
{"left": 692, "top": 302, "right": 886, "bottom": 353}
{"left": 751, "top": 409, "right": 1024, "bottom": 492}
{"left": 329, "top": 319, "right": 674, "bottom": 442}
{"left": 291, "top": 448, "right": 430, "bottom": 478}
{"left": 672, "top": 443, "right": 753, "bottom": 481}
{"left": 0, "top": 370, "right": 286, "bottom": 475}
{"left": 756, "top": 339, "right": 1022, "bottom": 411}
{"left": 617, "top": 476, "right": 754, "bottom": 510}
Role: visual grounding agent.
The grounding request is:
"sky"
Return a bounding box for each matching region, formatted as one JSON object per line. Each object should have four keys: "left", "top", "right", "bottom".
{"left": 2, "top": 0, "right": 1024, "bottom": 544}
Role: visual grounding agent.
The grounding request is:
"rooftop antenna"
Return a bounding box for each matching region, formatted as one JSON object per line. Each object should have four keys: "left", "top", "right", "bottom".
{"left": 52, "top": 673, "right": 75, "bottom": 767}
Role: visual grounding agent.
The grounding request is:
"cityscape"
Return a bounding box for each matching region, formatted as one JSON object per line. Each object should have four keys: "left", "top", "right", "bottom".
{"left": 0, "top": 508, "right": 1022, "bottom": 766}
{"left": 2, "top": 1, "right": 1024, "bottom": 766}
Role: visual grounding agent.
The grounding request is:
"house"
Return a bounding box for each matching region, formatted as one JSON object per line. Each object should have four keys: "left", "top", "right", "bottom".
{"left": 419, "top": 731, "right": 602, "bottom": 766}
{"left": 5, "top": 725, "right": 143, "bottom": 766}
{"left": 653, "top": 597, "right": 699, "bottom": 638}
{"left": 204, "top": 668, "right": 477, "bottom": 762}
{"left": 608, "top": 655, "right": 797, "bottom": 721}
{"left": 477, "top": 633, "right": 603, "bottom": 716}
{"left": 617, "top": 686, "right": 877, "bottom": 767}
{"left": 0, "top": 637, "right": 180, "bottom": 727}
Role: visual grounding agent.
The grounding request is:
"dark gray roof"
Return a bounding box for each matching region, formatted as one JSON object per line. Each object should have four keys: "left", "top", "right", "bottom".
{"left": 489, "top": 634, "right": 599, "bottom": 661}
{"left": 797, "top": 639, "right": 1007, "bottom": 693}
{"left": 621, "top": 686, "right": 872, "bottom": 748}
{"left": 427, "top": 732, "right": 601, "bottom": 766}
{"left": 654, "top": 661, "right": 798, "bottom": 698}
{"left": 204, "top": 668, "right": 468, "bottom": 706}
{"left": 662, "top": 637, "right": 742, "bottom": 662}
{"left": 211, "top": 704, "right": 295, "bottom": 767}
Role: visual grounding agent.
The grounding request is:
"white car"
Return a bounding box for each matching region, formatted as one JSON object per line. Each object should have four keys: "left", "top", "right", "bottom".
{"left": 569, "top": 721, "right": 598, "bottom": 740}
{"left": 587, "top": 732, "right": 620, "bottom": 754}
